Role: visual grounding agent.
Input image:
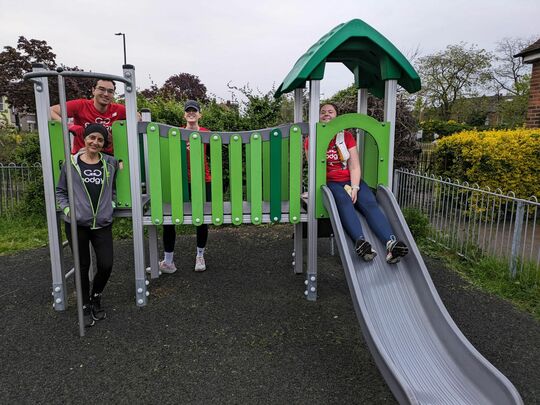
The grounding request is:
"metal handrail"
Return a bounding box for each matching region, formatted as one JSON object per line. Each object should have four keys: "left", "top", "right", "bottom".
{"left": 23, "top": 68, "right": 132, "bottom": 86}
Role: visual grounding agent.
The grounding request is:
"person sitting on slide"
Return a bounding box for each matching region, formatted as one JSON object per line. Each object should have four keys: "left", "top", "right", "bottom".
{"left": 310, "top": 103, "right": 409, "bottom": 263}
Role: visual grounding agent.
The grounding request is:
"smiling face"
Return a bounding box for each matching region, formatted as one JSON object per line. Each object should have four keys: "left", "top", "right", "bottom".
{"left": 92, "top": 80, "right": 116, "bottom": 108}
{"left": 184, "top": 107, "right": 201, "bottom": 126}
{"left": 319, "top": 104, "right": 338, "bottom": 123}
{"left": 84, "top": 132, "right": 105, "bottom": 153}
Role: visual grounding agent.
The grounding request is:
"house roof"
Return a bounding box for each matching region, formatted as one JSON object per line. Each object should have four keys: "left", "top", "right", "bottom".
{"left": 274, "top": 19, "right": 421, "bottom": 98}
{"left": 514, "top": 38, "right": 540, "bottom": 58}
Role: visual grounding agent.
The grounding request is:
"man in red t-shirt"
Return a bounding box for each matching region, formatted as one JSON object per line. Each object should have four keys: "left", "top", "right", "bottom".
{"left": 50, "top": 79, "right": 126, "bottom": 155}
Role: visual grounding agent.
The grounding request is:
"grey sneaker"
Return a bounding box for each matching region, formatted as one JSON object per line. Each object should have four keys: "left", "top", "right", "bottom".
{"left": 386, "top": 238, "right": 409, "bottom": 264}
{"left": 194, "top": 256, "right": 206, "bottom": 272}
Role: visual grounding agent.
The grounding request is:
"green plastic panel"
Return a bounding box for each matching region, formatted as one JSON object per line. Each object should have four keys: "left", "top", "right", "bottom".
{"left": 189, "top": 133, "right": 204, "bottom": 226}
{"left": 281, "top": 138, "right": 289, "bottom": 199}
{"left": 229, "top": 135, "right": 243, "bottom": 225}
{"left": 146, "top": 123, "right": 163, "bottom": 225}
{"left": 111, "top": 121, "right": 131, "bottom": 208}
{"left": 269, "top": 128, "right": 282, "bottom": 222}
{"left": 315, "top": 113, "right": 390, "bottom": 218}
{"left": 289, "top": 125, "right": 302, "bottom": 223}
{"left": 245, "top": 142, "right": 251, "bottom": 202}
{"left": 168, "top": 127, "right": 184, "bottom": 224}
{"left": 249, "top": 133, "right": 262, "bottom": 224}
{"left": 262, "top": 142, "right": 270, "bottom": 201}
{"left": 48, "top": 121, "right": 65, "bottom": 191}
{"left": 181, "top": 141, "right": 188, "bottom": 202}
{"left": 210, "top": 134, "right": 224, "bottom": 225}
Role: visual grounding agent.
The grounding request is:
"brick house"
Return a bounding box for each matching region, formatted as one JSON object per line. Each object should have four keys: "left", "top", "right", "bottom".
{"left": 515, "top": 38, "right": 540, "bottom": 128}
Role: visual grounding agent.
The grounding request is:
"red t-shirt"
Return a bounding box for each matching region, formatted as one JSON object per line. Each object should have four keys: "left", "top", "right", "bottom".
{"left": 304, "top": 130, "right": 356, "bottom": 182}
{"left": 66, "top": 99, "right": 126, "bottom": 155}
{"left": 185, "top": 126, "right": 211, "bottom": 183}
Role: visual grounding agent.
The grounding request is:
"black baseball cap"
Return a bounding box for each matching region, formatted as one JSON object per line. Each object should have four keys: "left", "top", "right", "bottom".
{"left": 184, "top": 100, "right": 201, "bottom": 112}
{"left": 84, "top": 123, "right": 109, "bottom": 148}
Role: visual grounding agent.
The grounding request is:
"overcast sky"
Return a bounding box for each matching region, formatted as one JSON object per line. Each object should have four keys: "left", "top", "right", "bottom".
{"left": 1, "top": 0, "right": 539, "bottom": 101}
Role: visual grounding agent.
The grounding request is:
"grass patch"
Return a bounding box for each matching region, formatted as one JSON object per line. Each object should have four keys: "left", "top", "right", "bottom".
{"left": 417, "top": 238, "right": 540, "bottom": 321}
{"left": 0, "top": 214, "right": 49, "bottom": 255}
{"left": 0, "top": 214, "right": 199, "bottom": 256}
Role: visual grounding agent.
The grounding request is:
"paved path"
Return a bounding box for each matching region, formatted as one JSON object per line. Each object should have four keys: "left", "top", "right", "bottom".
{"left": 1, "top": 225, "right": 538, "bottom": 404}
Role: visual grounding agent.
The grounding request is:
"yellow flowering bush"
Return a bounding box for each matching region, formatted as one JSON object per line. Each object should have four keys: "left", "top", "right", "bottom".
{"left": 432, "top": 128, "right": 540, "bottom": 198}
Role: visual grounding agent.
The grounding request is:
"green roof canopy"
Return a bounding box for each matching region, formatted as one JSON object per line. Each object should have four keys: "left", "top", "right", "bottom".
{"left": 274, "top": 19, "right": 421, "bottom": 98}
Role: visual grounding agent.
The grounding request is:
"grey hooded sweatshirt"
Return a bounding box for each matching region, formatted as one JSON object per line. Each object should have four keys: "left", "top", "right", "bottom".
{"left": 56, "top": 152, "right": 118, "bottom": 229}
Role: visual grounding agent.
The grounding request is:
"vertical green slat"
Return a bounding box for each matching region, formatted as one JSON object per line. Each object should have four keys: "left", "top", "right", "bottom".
{"left": 262, "top": 141, "right": 270, "bottom": 201}
{"left": 181, "top": 141, "right": 189, "bottom": 202}
{"left": 168, "top": 127, "right": 183, "bottom": 224}
{"left": 250, "top": 133, "right": 262, "bottom": 224}
{"left": 147, "top": 123, "right": 163, "bottom": 225}
{"left": 281, "top": 137, "right": 289, "bottom": 199}
{"left": 48, "top": 121, "right": 65, "bottom": 191}
{"left": 289, "top": 125, "right": 302, "bottom": 224}
{"left": 269, "top": 128, "right": 282, "bottom": 222}
{"left": 111, "top": 121, "right": 131, "bottom": 208}
{"left": 189, "top": 132, "right": 204, "bottom": 226}
{"left": 229, "top": 135, "right": 243, "bottom": 225}
{"left": 210, "top": 134, "right": 224, "bottom": 225}
{"left": 245, "top": 142, "right": 251, "bottom": 202}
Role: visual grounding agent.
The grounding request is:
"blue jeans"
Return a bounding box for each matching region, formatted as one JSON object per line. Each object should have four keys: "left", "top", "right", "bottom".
{"left": 327, "top": 180, "right": 394, "bottom": 244}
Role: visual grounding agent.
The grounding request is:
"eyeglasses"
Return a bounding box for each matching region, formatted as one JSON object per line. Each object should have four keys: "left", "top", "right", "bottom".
{"left": 95, "top": 86, "right": 115, "bottom": 94}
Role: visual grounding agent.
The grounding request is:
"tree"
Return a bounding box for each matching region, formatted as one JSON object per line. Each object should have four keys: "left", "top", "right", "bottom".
{"left": 0, "top": 37, "right": 93, "bottom": 116}
{"left": 416, "top": 43, "right": 492, "bottom": 120}
{"left": 160, "top": 73, "right": 208, "bottom": 102}
{"left": 489, "top": 37, "right": 534, "bottom": 127}
{"left": 491, "top": 37, "right": 534, "bottom": 96}
{"left": 0, "top": 37, "right": 56, "bottom": 113}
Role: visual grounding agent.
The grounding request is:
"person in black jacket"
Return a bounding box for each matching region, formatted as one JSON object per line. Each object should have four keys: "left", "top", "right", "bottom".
{"left": 56, "top": 124, "right": 118, "bottom": 328}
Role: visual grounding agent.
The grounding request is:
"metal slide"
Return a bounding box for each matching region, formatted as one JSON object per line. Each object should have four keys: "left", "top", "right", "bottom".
{"left": 321, "top": 185, "right": 523, "bottom": 405}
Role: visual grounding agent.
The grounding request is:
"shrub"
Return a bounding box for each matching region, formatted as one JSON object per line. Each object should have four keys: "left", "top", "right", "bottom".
{"left": 432, "top": 128, "right": 540, "bottom": 198}
{"left": 402, "top": 207, "right": 430, "bottom": 239}
{"left": 420, "top": 120, "right": 470, "bottom": 141}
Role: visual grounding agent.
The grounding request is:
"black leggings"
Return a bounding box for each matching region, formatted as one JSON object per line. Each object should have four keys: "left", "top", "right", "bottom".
{"left": 163, "top": 182, "right": 211, "bottom": 253}
{"left": 65, "top": 222, "right": 113, "bottom": 305}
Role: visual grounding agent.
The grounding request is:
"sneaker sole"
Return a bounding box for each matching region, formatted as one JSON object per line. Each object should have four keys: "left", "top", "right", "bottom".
{"left": 92, "top": 313, "right": 107, "bottom": 321}
{"left": 362, "top": 251, "right": 377, "bottom": 262}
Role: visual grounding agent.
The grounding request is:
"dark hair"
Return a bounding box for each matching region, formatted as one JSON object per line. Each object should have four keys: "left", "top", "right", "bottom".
{"left": 320, "top": 102, "right": 339, "bottom": 115}
{"left": 93, "top": 79, "right": 116, "bottom": 90}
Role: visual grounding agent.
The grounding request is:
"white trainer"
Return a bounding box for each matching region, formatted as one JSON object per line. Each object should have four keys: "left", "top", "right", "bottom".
{"left": 146, "top": 260, "right": 176, "bottom": 274}
{"left": 194, "top": 256, "right": 206, "bottom": 272}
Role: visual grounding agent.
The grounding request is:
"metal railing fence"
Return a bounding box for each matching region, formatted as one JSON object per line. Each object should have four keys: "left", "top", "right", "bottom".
{"left": 0, "top": 162, "right": 42, "bottom": 215}
{"left": 395, "top": 169, "right": 539, "bottom": 283}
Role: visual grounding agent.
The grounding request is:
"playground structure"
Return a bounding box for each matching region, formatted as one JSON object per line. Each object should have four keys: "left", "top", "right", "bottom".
{"left": 26, "top": 19, "right": 523, "bottom": 404}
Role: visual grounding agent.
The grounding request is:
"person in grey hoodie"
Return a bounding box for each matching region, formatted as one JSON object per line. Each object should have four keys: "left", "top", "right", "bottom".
{"left": 56, "top": 123, "right": 118, "bottom": 328}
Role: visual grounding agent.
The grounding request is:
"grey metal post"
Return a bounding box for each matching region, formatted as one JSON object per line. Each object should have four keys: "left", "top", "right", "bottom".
{"left": 393, "top": 169, "right": 400, "bottom": 200}
{"left": 293, "top": 88, "right": 304, "bottom": 274}
{"left": 509, "top": 202, "right": 524, "bottom": 278}
{"left": 357, "top": 88, "right": 368, "bottom": 168}
{"left": 123, "top": 65, "right": 147, "bottom": 306}
{"left": 383, "top": 80, "right": 398, "bottom": 188}
{"left": 140, "top": 109, "right": 159, "bottom": 278}
{"left": 57, "top": 71, "right": 85, "bottom": 337}
{"left": 31, "top": 64, "right": 67, "bottom": 312}
{"left": 306, "top": 80, "right": 320, "bottom": 301}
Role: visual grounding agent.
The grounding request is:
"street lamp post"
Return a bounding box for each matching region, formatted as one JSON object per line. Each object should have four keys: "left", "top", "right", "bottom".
{"left": 115, "top": 32, "right": 127, "bottom": 65}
